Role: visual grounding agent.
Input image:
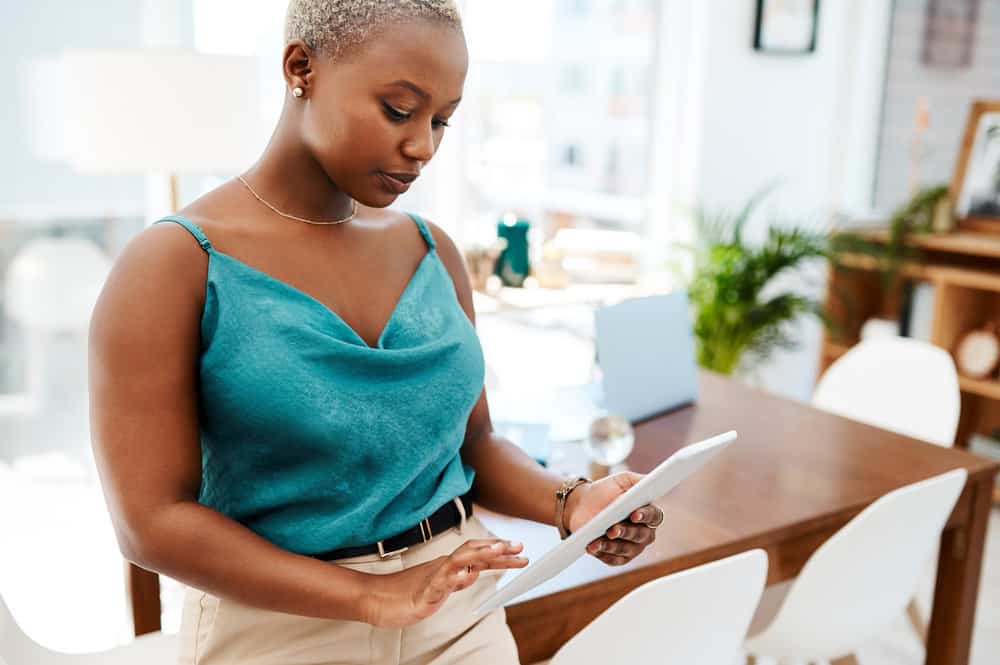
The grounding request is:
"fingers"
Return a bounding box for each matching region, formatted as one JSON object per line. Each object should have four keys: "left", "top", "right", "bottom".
{"left": 605, "top": 523, "right": 654, "bottom": 545}
{"left": 421, "top": 539, "right": 528, "bottom": 607}
{"left": 584, "top": 538, "right": 632, "bottom": 565}
{"left": 452, "top": 539, "right": 526, "bottom": 564}
{"left": 629, "top": 504, "right": 664, "bottom": 527}
{"left": 587, "top": 537, "right": 644, "bottom": 560}
{"left": 586, "top": 514, "right": 661, "bottom": 564}
{"left": 447, "top": 540, "right": 527, "bottom": 581}
{"left": 595, "top": 552, "right": 631, "bottom": 566}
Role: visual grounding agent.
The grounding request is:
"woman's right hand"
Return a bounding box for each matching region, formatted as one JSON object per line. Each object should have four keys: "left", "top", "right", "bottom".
{"left": 362, "top": 538, "right": 528, "bottom": 628}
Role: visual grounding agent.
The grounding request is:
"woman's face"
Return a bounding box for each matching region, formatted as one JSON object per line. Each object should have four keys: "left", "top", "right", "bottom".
{"left": 288, "top": 20, "right": 469, "bottom": 208}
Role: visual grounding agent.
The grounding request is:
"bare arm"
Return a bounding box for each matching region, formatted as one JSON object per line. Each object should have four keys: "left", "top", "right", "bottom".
{"left": 88, "top": 224, "right": 367, "bottom": 621}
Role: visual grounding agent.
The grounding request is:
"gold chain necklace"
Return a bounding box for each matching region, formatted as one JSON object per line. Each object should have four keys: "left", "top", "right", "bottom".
{"left": 238, "top": 175, "right": 358, "bottom": 225}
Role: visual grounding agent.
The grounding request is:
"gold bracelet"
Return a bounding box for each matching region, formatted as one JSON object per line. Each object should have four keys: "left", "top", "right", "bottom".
{"left": 555, "top": 476, "right": 590, "bottom": 540}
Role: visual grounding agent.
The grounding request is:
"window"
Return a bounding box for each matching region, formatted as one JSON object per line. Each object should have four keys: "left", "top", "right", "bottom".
{"left": 459, "top": 0, "right": 660, "bottom": 250}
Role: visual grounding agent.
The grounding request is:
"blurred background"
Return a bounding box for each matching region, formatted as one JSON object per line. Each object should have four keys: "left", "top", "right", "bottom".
{"left": 1, "top": 0, "right": 998, "bottom": 662}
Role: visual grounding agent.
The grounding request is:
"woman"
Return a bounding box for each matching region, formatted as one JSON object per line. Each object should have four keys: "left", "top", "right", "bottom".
{"left": 88, "top": 1, "right": 664, "bottom": 663}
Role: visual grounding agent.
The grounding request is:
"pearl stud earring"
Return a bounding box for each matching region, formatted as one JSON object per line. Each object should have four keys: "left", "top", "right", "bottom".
{"left": 293, "top": 87, "right": 304, "bottom": 98}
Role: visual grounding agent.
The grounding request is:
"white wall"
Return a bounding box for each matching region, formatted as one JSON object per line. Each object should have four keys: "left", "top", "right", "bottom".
{"left": 684, "top": 0, "right": 892, "bottom": 401}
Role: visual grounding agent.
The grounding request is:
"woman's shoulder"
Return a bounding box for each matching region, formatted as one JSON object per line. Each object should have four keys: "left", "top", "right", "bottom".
{"left": 97, "top": 184, "right": 246, "bottom": 327}
{"left": 90, "top": 215, "right": 210, "bottom": 368}
{"left": 389, "top": 210, "right": 473, "bottom": 319}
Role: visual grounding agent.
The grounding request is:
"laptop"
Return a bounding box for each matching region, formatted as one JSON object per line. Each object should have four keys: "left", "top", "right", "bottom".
{"left": 594, "top": 291, "right": 698, "bottom": 423}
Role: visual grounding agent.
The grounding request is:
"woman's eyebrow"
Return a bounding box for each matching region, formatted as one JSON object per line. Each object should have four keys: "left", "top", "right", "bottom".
{"left": 387, "top": 80, "right": 462, "bottom": 105}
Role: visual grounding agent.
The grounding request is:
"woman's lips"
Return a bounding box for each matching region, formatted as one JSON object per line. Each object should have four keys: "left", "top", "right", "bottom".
{"left": 378, "top": 172, "right": 415, "bottom": 194}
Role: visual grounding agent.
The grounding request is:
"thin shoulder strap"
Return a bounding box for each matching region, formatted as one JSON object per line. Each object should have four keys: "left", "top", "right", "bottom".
{"left": 406, "top": 212, "right": 436, "bottom": 250}
{"left": 154, "top": 215, "right": 213, "bottom": 252}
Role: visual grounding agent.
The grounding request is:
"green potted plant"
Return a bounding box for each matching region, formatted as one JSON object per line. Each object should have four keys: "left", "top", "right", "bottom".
{"left": 677, "top": 192, "right": 829, "bottom": 376}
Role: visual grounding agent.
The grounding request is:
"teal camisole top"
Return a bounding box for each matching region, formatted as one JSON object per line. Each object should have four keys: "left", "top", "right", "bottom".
{"left": 154, "top": 213, "right": 482, "bottom": 555}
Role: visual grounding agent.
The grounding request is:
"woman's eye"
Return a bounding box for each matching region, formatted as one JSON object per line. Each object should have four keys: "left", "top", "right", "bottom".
{"left": 382, "top": 101, "right": 450, "bottom": 129}
{"left": 382, "top": 102, "right": 410, "bottom": 122}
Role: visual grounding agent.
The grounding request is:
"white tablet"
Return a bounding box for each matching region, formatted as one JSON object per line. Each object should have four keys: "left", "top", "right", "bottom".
{"left": 473, "top": 430, "right": 737, "bottom": 616}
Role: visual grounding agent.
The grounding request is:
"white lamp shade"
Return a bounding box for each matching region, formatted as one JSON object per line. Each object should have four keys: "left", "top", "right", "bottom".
{"left": 59, "top": 49, "right": 260, "bottom": 174}
{"left": 4, "top": 237, "right": 112, "bottom": 333}
{"left": 19, "top": 55, "right": 70, "bottom": 163}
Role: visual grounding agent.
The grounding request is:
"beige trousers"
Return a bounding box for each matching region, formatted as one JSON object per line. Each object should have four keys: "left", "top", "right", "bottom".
{"left": 177, "top": 508, "right": 520, "bottom": 665}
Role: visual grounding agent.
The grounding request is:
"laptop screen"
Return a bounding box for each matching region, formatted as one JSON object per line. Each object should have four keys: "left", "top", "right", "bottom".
{"left": 594, "top": 291, "right": 699, "bottom": 423}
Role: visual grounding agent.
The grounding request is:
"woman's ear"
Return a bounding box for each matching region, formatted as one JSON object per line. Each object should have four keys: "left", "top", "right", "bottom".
{"left": 282, "top": 39, "right": 314, "bottom": 95}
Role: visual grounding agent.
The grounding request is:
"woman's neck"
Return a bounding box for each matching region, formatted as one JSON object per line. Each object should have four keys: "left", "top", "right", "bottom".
{"left": 244, "top": 108, "right": 356, "bottom": 222}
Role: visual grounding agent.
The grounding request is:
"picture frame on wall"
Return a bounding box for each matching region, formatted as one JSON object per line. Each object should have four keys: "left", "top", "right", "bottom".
{"left": 922, "top": 0, "right": 980, "bottom": 68}
{"left": 952, "top": 100, "right": 1000, "bottom": 233}
{"left": 753, "top": 0, "right": 820, "bottom": 55}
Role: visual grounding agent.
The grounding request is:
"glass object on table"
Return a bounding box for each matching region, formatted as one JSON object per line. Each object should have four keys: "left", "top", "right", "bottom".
{"left": 583, "top": 413, "right": 634, "bottom": 479}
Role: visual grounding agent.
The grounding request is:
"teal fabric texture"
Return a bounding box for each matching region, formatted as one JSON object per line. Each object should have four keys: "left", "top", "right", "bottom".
{"left": 153, "top": 214, "right": 482, "bottom": 555}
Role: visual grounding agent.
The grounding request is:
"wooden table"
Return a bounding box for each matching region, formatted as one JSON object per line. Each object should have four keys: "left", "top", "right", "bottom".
{"left": 479, "top": 371, "right": 999, "bottom": 665}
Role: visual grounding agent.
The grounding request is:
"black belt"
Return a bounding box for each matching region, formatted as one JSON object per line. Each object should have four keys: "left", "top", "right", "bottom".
{"left": 311, "top": 491, "right": 475, "bottom": 561}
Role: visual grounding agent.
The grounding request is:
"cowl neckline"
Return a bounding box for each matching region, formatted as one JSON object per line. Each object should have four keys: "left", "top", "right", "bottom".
{"left": 208, "top": 246, "right": 436, "bottom": 350}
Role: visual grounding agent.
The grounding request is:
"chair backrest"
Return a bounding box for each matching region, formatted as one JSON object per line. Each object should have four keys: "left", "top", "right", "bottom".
{"left": 745, "top": 469, "right": 967, "bottom": 662}
{"left": 550, "top": 549, "right": 767, "bottom": 665}
{"left": 0, "top": 591, "right": 48, "bottom": 664}
{"left": 812, "top": 336, "right": 960, "bottom": 447}
{"left": 1, "top": 590, "right": 178, "bottom": 665}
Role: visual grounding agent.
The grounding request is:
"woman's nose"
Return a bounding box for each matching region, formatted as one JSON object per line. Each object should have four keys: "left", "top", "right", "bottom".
{"left": 402, "top": 122, "right": 436, "bottom": 162}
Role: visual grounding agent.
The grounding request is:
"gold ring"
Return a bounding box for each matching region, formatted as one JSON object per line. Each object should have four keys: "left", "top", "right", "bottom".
{"left": 649, "top": 511, "right": 664, "bottom": 528}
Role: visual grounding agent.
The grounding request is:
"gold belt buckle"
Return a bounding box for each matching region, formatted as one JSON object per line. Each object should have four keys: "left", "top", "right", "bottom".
{"left": 418, "top": 517, "right": 433, "bottom": 543}
{"left": 377, "top": 517, "right": 434, "bottom": 559}
{"left": 377, "top": 541, "right": 408, "bottom": 559}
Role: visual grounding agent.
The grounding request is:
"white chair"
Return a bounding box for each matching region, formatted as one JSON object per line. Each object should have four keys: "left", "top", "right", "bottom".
{"left": 744, "top": 468, "right": 967, "bottom": 665}
{"left": 812, "top": 336, "right": 961, "bottom": 447}
{"left": 533, "top": 549, "right": 768, "bottom": 665}
{"left": 812, "top": 335, "right": 961, "bottom": 642}
{"left": 0, "top": 592, "right": 178, "bottom": 665}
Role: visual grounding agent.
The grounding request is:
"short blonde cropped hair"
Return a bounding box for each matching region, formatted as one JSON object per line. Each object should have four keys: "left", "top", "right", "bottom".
{"left": 284, "top": 0, "right": 462, "bottom": 60}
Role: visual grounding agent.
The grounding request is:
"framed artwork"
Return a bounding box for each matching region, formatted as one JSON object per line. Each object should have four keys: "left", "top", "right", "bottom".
{"left": 922, "top": 0, "right": 980, "bottom": 68}
{"left": 952, "top": 100, "right": 1000, "bottom": 233}
{"left": 753, "top": 0, "right": 820, "bottom": 55}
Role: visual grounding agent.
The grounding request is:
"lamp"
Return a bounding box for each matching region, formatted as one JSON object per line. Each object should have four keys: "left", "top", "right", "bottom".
{"left": 30, "top": 48, "right": 261, "bottom": 218}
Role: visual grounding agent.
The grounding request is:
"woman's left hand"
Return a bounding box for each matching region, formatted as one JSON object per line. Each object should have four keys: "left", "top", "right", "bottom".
{"left": 563, "top": 472, "right": 663, "bottom": 566}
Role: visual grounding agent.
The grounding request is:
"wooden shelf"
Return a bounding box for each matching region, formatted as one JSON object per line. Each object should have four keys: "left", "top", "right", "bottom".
{"left": 958, "top": 376, "right": 1000, "bottom": 400}
{"left": 835, "top": 252, "right": 1000, "bottom": 292}
{"left": 928, "top": 265, "right": 1000, "bottom": 292}
{"left": 834, "top": 253, "right": 932, "bottom": 280}
{"left": 843, "top": 228, "right": 1000, "bottom": 261}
